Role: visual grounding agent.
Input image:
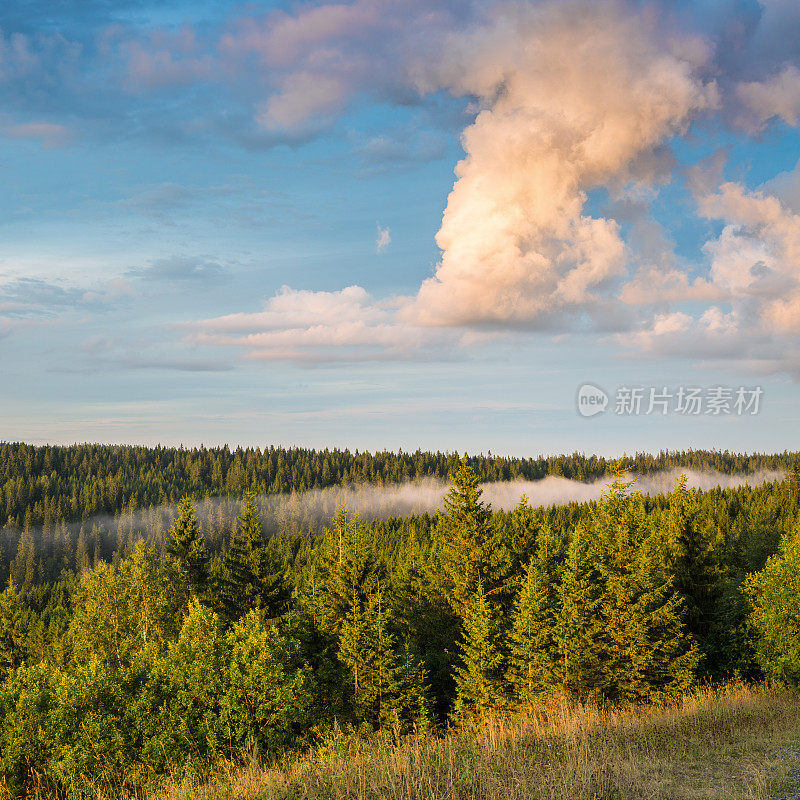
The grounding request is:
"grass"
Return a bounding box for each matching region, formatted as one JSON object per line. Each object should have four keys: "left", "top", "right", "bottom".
{"left": 10, "top": 684, "right": 800, "bottom": 800}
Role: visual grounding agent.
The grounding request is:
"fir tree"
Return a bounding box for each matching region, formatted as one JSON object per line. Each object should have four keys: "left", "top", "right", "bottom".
{"left": 453, "top": 584, "right": 504, "bottom": 721}
{"left": 666, "top": 476, "right": 725, "bottom": 676}
{"left": 318, "top": 507, "right": 383, "bottom": 635}
{"left": 392, "top": 638, "right": 431, "bottom": 731}
{"left": 167, "top": 498, "right": 210, "bottom": 608}
{"left": 557, "top": 523, "right": 606, "bottom": 696}
{"left": 9, "top": 533, "right": 36, "bottom": 592}
{"left": 507, "top": 522, "right": 563, "bottom": 703}
{"left": 586, "top": 466, "right": 698, "bottom": 701}
{"left": 436, "top": 457, "right": 510, "bottom": 618}
{"left": 338, "top": 591, "right": 398, "bottom": 728}
{"left": 221, "top": 493, "right": 288, "bottom": 622}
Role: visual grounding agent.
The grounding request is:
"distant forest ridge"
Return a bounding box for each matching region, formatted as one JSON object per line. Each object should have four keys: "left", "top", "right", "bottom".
{"left": 1, "top": 441, "right": 798, "bottom": 531}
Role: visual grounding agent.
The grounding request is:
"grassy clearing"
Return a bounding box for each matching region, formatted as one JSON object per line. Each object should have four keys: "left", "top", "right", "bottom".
{"left": 11, "top": 684, "right": 800, "bottom": 800}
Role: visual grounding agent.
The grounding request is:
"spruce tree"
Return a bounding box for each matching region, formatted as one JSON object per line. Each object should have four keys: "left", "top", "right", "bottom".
{"left": 338, "top": 591, "right": 398, "bottom": 728}
{"left": 318, "top": 507, "right": 383, "bottom": 635}
{"left": 507, "top": 522, "right": 563, "bottom": 703}
{"left": 392, "top": 638, "right": 431, "bottom": 731}
{"left": 666, "top": 476, "right": 725, "bottom": 676}
{"left": 221, "top": 493, "right": 288, "bottom": 622}
{"left": 167, "top": 497, "right": 210, "bottom": 608}
{"left": 453, "top": 584, "right": 504, "bottom": 721}
{"left": 587, "top": 466, "right": 698, "bottom": 701}
{"left": 509, "top": 494, "right": 539, "bottom": 572}
{"left": 436, "top": 456, "right": 510, "bottom": 618}
{"left": 556, "top": 523, "right": 606, "bottom": 697}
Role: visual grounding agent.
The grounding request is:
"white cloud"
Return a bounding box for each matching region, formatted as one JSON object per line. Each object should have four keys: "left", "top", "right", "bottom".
{"left": 403, "top": 1, "right": 717, "bottom": 327}
{"left": 184, "top": 285, "right": 457, "bottom": 363}
{"left": 178, "top": 0, "right": 800, "bottom": 378}
{"left": 375, "top": 224, "right": 391, "bottom": 253}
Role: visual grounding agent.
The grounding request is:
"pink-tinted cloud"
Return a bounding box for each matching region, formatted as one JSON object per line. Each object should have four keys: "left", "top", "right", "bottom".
{"left": 1, "top": 120, "right": 71, "bottom": 148}
{"left": 404, "top": 1, "right": 717, "bottom": 327}
{"left": 184, "top": 286, "right": 458, "bottom": 363}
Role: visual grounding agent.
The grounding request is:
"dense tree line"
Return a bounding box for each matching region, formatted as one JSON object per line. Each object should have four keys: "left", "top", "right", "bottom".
{"left": 0, "top": 459, "right": 798, "bottom": 797}
{"left": 1, "top": 440, "right": 795, "bottom": 530}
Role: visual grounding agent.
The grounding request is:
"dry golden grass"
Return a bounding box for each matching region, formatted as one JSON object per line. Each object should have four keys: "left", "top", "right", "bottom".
{"left": 11, "top": 684, "right": 800, "bottom": 800}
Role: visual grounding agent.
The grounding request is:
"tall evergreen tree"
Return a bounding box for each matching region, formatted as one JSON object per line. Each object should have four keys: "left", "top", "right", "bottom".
{"left": 507, "top": 522, "right": 563, "bottom": 703}
{"left": 167, "top": 498, "right": 210, "bottom": 608}
{"left": 666, "top": 476, "right": 726, "bottom": 677}
{"left": 436, "top": 457, "right": 510, "bottom": 618}
{"left": 221, "top": 493, "right": 288, "bottom": 622}
{"left": 453, "top": 584, "right": 504, "bottom": 721}
{"left": 392, "top": 638, "right": 431, "bottom": 731}
{"left": 556, "top": 523, "right": 606, "bottom": 696}
{"left": 9, "top": 533, "right": 36, "bottom": 592}
{"left": 318, "top": 507, "right": 383, "bottom": 635}
{"left": 338, "top": 591, "right": 397, "bottom": 728}
{"left": 586, "top": 467, "right": 698, "bottom": 701}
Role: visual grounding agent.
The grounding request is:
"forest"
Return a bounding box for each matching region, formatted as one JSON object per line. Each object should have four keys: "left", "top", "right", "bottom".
{"left": 0, "top": 443, "right": 799, "bottom": 798}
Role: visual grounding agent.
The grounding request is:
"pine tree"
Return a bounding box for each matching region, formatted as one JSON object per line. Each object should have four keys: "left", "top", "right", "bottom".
{"left": 167, "top": 497, "right": 210, "bottom": 608}
{"left": 453, "top": 584, "right": 504, "bottom": 721}
{"left": 436, "top": 456, "right": 510, "bottom": 618}
{"left": 666, "top": 476, "right": 725, "bottom": 676}
{"left": 318, "top": 507, "right": 383, "bottom": 635}
{"left": 392, "top": 638, "right": 431, "bottom": 731}
{"left": 557, "top": 523, "right": 606, "bottom": 697}
{"left": 586, "top": 466, "right": 699, "bottom": 701}
{"left": 338, "top": 591, "right": 399, "bottom": 728}
{"left": 509, "top": 494, "right": 539, "bottom": 571}
{"left": 507, "top": 522, "right": 563, "bottom": 703}
{"left": 0, "top": 583, "right": 25, "bottom": 678}
{"left": 76, "top": 527, "right": 91, "bottom": 576}
{"left": 221, "top": 493, "right": 288, "bottom": 622}
{"left": 9, "top": 532, "right": 37, "bottom": 592}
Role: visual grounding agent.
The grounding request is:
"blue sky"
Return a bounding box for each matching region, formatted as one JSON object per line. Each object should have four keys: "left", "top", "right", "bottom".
{"left": 1, "top": 0, "right": 799, "bottom": 456}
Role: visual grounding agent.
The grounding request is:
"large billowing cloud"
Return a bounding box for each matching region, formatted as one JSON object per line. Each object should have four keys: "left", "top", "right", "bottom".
{"left": 405, "top": 1, "right": 717, "bottom": 327}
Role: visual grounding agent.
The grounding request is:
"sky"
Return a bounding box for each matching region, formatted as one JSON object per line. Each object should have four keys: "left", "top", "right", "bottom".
{"left": 1, "top": 0, "right": 799, "bottom": 457}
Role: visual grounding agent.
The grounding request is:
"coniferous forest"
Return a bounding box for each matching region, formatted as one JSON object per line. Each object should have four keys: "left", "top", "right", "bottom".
{"left": 0, "top": 443, "right": 799, "bottom": 798}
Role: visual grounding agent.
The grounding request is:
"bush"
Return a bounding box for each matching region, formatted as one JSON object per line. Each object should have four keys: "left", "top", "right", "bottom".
{"left": 746, "top": 524, "right": 800, "bottom": 686}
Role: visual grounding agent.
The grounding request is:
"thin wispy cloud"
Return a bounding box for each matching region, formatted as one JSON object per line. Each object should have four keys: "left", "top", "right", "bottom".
{"left": 375, "top": 224, "right": 391, "bottom": 253}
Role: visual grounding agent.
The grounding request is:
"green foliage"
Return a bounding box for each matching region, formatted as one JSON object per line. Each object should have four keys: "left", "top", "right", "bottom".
{"left": 665, "top": 476, "right": 728, "bottom": 677}
{"left": 167, "top": 497, "right": 210, "bottom": 606}
{"left": 222, "top": 608, "right": 316, "bottom": 753}
{"left": 317, "top": 507, "right": 384, "bottom": 635}
{"left": 220, "top": 492, "right": 288, "bottom": 622}
{"left": 507, "top": 523, "right": 563, "bottom": 702}
{"left": 0, "top": 448, "right": 798, "bottom": 796}
{"left": 583, "top": 468, "right": 699, "bottom": 701}
{"left": 557, "top": 523, "right": 606, "bottom": 696}
{"left": 339, "top": 591, "right": 398, "bottom": 728}
{"left": 0, "top": 659, "right": 133, "bottom": 799}
{"left": 69, "top": 543, "right": 181, "bottom": 667}
{"left": 746, "top": 524, "right": 800, "bottom": 685}
{"left": 436, "top": 457, "right": 510, "bottom": 618}
{"left": 453, "top": 584, "right": 505, "bottom": 720}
